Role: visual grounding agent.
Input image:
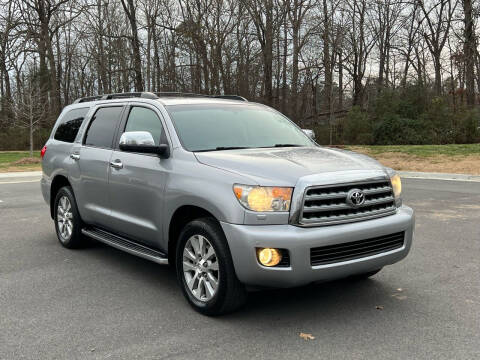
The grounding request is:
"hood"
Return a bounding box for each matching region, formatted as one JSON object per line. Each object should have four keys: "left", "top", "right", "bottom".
{"left": 195, "top": 146, "right": 386, "bottom": 186}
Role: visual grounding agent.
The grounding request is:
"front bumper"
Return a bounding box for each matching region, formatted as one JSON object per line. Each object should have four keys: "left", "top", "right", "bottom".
{"left": 221, "top": 205, "right": 414, "bottom": 288}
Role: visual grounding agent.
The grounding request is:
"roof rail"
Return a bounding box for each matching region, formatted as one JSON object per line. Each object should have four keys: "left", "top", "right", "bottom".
{"left": 154, "top": 92, "right": 205, "bottom": 98}
{"left": 73, "top": 92, "right": 159, "bottom": 104}
{"left": 72, "top": 91, "right": 247, "bottom": 104}
{"left": 211, "top": 95, "right": 247, "bottom": 101}
{"left": 154, "top": 92, "right": 247, "bottom": 102}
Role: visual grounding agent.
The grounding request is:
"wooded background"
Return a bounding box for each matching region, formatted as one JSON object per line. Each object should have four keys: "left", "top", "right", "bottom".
{"left": 1, "top": 0, "right": 480, "bottom": 151}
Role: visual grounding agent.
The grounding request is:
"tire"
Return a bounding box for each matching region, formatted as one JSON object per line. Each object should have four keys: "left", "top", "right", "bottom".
{"left": 176, "top": 218, "right": 247, "bottom": 316}
{"left": 350, "top": 268, "right": 382, "bottom": 280}
{"left": 54, "top": 186, "right": 84, "bottom": 249}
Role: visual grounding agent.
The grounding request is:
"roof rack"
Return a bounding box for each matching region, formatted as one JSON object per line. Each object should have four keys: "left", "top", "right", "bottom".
{"left": 72, "top": 91, "right": 247, "bottom": 104}
{"left": 211, "top": 95, "right": 248, "bottom": 101}
{"left": 153, "top": 92, "right": 247, "bottom": 102}
{"left": 73, "top": 92, "right": 158, "bottom": 104}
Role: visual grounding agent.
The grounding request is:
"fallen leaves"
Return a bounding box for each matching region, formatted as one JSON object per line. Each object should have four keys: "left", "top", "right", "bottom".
{"left": 299, "top": 332, "right": 315, "bottom": 340}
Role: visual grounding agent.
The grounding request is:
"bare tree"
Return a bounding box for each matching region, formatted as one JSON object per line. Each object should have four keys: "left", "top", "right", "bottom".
{"left": 12, "top": 78, "right": 48, "bottom": 156}
{"left": 0, "top": 0, "right": 478, "bottom": 149}
{"left": 418, "top": 0, "right": 459, "bottom": 96}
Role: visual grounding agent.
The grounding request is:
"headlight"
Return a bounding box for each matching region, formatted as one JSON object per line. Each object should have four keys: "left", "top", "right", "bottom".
{"left": 390, "top": 174, "right": 402, "bottom": 199}
{"left": 233, "top": 184, "right": 293, "bottom": 212}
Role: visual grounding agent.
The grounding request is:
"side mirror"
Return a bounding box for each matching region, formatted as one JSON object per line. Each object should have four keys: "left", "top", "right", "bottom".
{"left": 302, "top": 129, "right": 316, "bottom": 141}
{"left": 119, "top": 131, "right": 170, "bottom": 158}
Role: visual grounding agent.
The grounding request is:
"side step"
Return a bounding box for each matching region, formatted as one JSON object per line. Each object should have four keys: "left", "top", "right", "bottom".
{"left": 82, "top": 227, "right": 169, "bottom": 265}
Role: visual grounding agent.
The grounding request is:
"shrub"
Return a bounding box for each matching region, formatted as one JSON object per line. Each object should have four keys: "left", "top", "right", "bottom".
{"left": 373, "top": 114, "right": 434, "bottom": 145}
{"left": 454, "top": 109, "right": 480, "bottom": 143}
{"left": 342, "top": 106, "right": 373, "bottom": 144}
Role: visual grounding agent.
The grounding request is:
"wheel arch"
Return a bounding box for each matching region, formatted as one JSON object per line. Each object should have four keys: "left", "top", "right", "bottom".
{"left": 50, "top": 175, "right": 72, "bottom": 219}
{"left": 168, "top": 205, "right": 219, "bottom": 265}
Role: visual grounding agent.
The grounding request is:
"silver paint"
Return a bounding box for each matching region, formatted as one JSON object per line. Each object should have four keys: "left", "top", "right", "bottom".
{"left": 41, "top": 96, "right": 415, "bottom": 288}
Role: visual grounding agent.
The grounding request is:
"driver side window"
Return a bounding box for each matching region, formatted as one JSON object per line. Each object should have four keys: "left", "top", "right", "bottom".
{"left": 124, "top": 107, "right": 163, "bottom": 145}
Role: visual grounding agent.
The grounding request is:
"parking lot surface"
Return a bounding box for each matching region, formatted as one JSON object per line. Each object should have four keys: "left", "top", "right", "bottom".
{"left": 0, "top": 178, "right": 479, "bottom": 359}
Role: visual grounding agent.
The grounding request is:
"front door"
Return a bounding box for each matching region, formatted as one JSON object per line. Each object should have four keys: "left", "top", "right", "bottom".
{"left": 107, "top": 104, "right": 170, "bottom": 248}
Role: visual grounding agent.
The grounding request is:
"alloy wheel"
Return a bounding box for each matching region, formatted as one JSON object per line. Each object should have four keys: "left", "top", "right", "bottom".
{"left": 57, "top": 195, "right": 73, "bottom": 241}
{"left": 182, "top": 234, "right": 220, "bottom": 302}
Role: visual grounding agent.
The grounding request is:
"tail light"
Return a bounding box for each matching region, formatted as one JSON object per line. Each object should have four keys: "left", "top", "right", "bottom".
{"left": 40, "top": 145, "right": 47, "bottom": 159}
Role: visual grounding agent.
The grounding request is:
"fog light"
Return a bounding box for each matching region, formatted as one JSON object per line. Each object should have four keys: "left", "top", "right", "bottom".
{"left": 257, "top": 248, "right": 282, "bottom": 267}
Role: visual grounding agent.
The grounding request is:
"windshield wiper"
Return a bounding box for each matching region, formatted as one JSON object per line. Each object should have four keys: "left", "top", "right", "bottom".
{"left": 272, "top": 144, "right": 304, "bottom": 148}
{"left": 215, "top": 146, "right": 250, "bottom": 150}
{"left": 196, "top": 145, "right": 303, "bottom": 152}
{"left": 195, "top": 146, "right": 250, "bottom": 152}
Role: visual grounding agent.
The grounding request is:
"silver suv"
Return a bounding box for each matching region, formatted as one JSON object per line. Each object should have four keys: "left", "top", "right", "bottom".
{"left": 41, "top": 92, "right": 414, "bottom": 315}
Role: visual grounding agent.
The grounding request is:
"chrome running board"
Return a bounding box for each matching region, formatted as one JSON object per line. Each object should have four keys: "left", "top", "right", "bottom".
{"left": 82, "top": 227, "right": 169, "bottom": 265}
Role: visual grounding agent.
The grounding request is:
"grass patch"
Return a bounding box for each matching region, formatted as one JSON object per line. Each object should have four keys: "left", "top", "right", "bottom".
{"left": 346, "top": 144, "right": 480, "bottom": 157}
{"left": 0, "top": 151, "right": 41, "bottom": 172}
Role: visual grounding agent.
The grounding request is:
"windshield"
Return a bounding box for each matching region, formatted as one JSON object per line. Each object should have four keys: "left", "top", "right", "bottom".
{"left": 166, "top": 103, "right": 314, "bottom": 152}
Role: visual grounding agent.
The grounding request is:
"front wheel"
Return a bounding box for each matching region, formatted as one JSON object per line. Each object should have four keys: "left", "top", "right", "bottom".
{"left": 176, "top": 218, "right": 246, "bottom": 316}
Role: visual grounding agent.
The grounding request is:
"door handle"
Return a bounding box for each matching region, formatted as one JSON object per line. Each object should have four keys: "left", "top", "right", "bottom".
{"left": 110, "top": 159, "right": 123, "bottom": 169}
{"left": 70, "top": 153, "right": 80, "bottom": 161}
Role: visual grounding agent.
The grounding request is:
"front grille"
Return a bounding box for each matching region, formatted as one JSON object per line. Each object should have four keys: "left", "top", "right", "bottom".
{"left": 310, "top": 232, "right": 405, "bottom": 266}
{"left": 299, "top": 179, "right": 396, "bottom": 226}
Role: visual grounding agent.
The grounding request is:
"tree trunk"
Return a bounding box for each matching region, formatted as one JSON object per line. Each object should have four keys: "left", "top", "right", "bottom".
{"left": 264, "top": 0, "right": 274, "bottom": 106}
{"left": 434, "top": 54, "right": 442, "bottom": 96}
{"left": 463, "top": 0, "right": 475, "bottom": 107}
{"left": 120, "top": 0, "right": 144, "bottom": 92}
{"left": 338, "top": 48, "right": 343, "bottom": 110}
{"left": 281, "top": 21, "right": 288, "bottom": 114}
{"left": 322, "top": 0, "right": 333, "bottom": 144}
{"left": 29, "top": 99, "right": 34, "bottom": 157}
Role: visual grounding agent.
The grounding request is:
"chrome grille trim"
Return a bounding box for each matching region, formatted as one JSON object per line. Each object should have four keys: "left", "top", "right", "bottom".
{"left": 298, "top": 179, "right": 396, "bottom": 226}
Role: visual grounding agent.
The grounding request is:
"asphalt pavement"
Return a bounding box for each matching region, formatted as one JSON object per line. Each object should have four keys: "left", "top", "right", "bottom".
{"left": 0, "top": 178, "right": 479, "bottom": 359}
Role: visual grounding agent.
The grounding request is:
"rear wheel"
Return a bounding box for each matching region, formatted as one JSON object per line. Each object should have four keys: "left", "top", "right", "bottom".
{"left": 54, "top": 186, "right": 84, "bottom": 249}
{"left": 176, "top": 218, "right": 246, "bottom": 315}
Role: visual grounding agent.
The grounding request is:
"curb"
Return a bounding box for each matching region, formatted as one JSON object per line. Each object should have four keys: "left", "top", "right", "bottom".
{"left": 398, "top": 171, "right": 480, "bottom": 182}
{"left": 0, "top": 171, "right": 42, "bottom": 179}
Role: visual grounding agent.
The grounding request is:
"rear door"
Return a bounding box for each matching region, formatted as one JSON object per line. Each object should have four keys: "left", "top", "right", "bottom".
{"left": 107, "top": 103, "right": 170, "bottom": 248}
{"left": 73, "top": 105, "right": 124, "bottom": 227}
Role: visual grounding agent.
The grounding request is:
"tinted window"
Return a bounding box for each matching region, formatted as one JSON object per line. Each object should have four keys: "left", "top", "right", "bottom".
{"left": 166, "top": 104, "right": 313, "bottom": 151}
{"left": 54, "top": 108, "right": 89, "bottom": 143}
{"left": 124, "top": 107, "right": 163, "bottom": 145}
{"left": 85, "top": 107, "right": 123, "bottom": 148}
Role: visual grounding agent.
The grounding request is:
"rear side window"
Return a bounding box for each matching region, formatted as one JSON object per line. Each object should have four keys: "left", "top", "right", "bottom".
{"left": 54, "top": 108, "right": 89, "bottom": 143}
{"left": 84, "top": 107, "right": 123, "bottom": 148}
{"left": 124, "top": 107, "right": 163, "bottom": 145}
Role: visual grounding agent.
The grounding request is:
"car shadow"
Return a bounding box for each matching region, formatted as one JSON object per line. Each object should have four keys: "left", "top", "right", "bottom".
{"left": 80, "top": 240, "right": 406, "bottom": 323}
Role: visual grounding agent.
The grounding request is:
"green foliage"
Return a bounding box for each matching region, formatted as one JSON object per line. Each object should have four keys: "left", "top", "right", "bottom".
{"left": 373, "top": 114, "right": 429, "bottom": 145}
{"left": 342, "top": 106, "right": 373, "bottom": 144}
{"left": 454, "top": 109, "right": 480, "bottom": 144}
{"left": 339, "top": 86, "right": 480, "bottom": 145}
{"left": 0, "top": 127, "right": 50, "bottom": 151}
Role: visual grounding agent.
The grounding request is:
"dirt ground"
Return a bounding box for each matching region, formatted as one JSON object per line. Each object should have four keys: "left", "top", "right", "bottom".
{"left": 355, "top": 151, "right": 480, "bottom": 175}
